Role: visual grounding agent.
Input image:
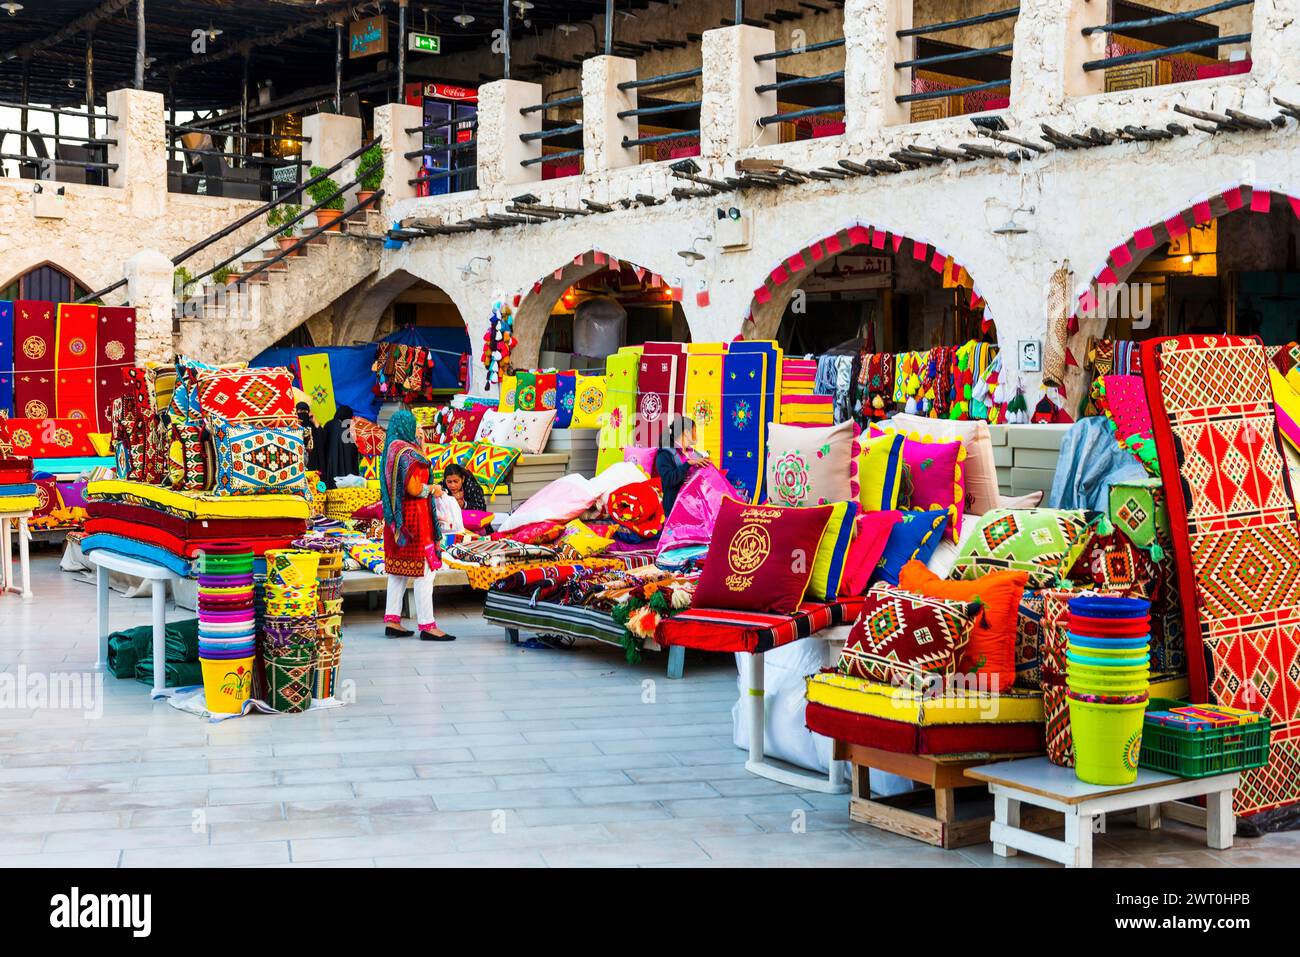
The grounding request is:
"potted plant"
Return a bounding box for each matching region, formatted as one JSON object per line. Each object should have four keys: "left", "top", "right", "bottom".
{"left": 269, "top": 203, "right": 302, "bottom": 255}
{"left": 174, "top": 266, "right": 195, "bottom": 298}
{"left": 212, "top": 265, "right": 235, "bottom": 287}
{"left": 356, "top": 144, "right": 383, "bottom": 207}
{"left": 306, "top": 165, "right": 346, "bottom": 232}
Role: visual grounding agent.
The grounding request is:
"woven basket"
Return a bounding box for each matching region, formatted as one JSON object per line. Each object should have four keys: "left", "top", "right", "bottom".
{"left": 314, "top": 638, "right": 343, "bottom": 699}
{"left": 265, "top": 649, "right": 315, "bottom": 713}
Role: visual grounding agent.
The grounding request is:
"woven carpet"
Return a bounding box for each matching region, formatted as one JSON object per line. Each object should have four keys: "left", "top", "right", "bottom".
{"left": 1142, "top": 333, "right": 1300, "bottom": 816}
{"left": 55, "top": 303, "right": 98, "bottom": 423}
{"left": 12, "top": 300, "right": 56, "bottom": 420}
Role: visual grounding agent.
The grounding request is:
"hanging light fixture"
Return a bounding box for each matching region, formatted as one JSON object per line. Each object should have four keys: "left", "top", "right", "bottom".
{"left": 205, "top": 22, "right": 223, "bottom": 41}
{"left": 453, "top": 12, "right": 474, "bottom": 28}
{"left": 513, "top": 1, "right": 534, "bottom": 18}
{"left": 1, "top": 2, "right": 25, "bottom": 15}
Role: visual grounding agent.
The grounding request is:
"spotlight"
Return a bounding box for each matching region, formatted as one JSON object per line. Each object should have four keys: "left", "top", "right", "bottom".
{"left": 669, "top": 158, "right": 700, "bottom": 175}
{"left": 1, "top": 3, "right": 24, "bottom": 16}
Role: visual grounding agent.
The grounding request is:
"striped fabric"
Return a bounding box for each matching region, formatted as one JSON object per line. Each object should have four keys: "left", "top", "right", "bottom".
{"left": 656, "top": 601, "right": 837, "bottom": 653}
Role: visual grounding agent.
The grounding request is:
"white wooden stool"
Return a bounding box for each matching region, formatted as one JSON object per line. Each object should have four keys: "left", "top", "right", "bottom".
{"left": 1, "top": 510, "right": 33, "bottom": 598}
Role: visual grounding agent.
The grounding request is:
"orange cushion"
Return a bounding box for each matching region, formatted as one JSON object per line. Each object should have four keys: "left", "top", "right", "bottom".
{"left": 898, "top": 560, "right": 1027, "bottom": 691}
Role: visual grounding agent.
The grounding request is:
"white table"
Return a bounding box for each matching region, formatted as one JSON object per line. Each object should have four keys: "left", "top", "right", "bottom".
{"left": 1, "top": 510, "right": 33, "bottom": 598}
{"left": 87, "top": 550, "right": 183, "bottom": 697}
{"left": 967, "top": 756, "right": 1239, "bottom": 867}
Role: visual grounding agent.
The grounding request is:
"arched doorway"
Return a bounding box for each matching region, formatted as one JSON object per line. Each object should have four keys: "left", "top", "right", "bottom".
{"left": 1, "top": 263, "right": 95, "bottom": 302}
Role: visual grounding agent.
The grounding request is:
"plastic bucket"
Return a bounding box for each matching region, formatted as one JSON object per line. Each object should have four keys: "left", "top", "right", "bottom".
{"left": 1067, "top": 690, "right": 1149, "bottom": 705}
{"left": 1067, "top": 614, "right": 1152, "bottom": 637}
{"left": 265, "top": 549, "right": 322, "bottom": 589}
{"left": 1069, "top": 697, "right": 1148, "bottom": 785}
{"left": 1067, "top": 643, "right": 1150, "bottom": 662}
{"left": 1067, "top": 595, "right": 1151, "bottom": 619}
{"left": 1066, "top": 632, "right": 1150, "bottom": 651}
{"left": 197, "top": 646, "right": 257, "bottom": 660}
{"left": 200, "top": 655, "right": 255, "bottom": 713}
{"left": 1068, "top": 676, "right": 1150, "bottom": 694}
{"left": 1066, "top": 650, "right": 1150, "bottom": 669}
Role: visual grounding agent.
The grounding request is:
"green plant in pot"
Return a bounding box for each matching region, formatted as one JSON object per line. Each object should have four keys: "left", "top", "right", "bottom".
{"left": 356, "top": 144, "right": 383, "bottom": 207}
{"left": 212, "top": 265, "right": 235, "bottom": 287}
{"left": 269, "top": 203, "right": 303, "bottom": 255}
{"left": 306, "top": 165, "right": 346, "bottom": 232}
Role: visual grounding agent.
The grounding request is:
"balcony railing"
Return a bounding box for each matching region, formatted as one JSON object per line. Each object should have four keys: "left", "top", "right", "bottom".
{"left": 896, "top": 6, "right": 1017, "bottom": 122}
{"left": 617, "top": 67, "right": 703, "bottom": 164}
{"left": 755, "top": 36, "right": 846, "bottom": 141}
{"left": 520, "top": 93, "right": 583, "bottom": 180}
{"left": 166, "top": 124, "right": 310, "bottom": 201}
{"left": 408, "top": 116, "right": 478, "bottom": 196}
{"left": 0, "top": 100, "right": 119, "bottom": 184}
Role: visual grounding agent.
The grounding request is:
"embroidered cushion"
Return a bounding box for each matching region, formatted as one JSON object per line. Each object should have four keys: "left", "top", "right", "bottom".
{"left": 876, "top": 429, "right": 966, "bottom": 541}
{"left": 806, "top": 500, "right": 859, "bottom": 602}
{"left": 515, "top": 371, "right": 539, "bottom": 411}
{"left": 842, "top": 510, "right": 903, "bottom": 596}
{"left": 569, "top": 372, "right": 607, "bottom": 429}
{"left": 476, "top": 409, "right": 515, "bottom": 445}
{"left": 765, "top": 420, "right": 858, "bottom": 507}
{"left": 351, "top": 417, "right": 386, "bottom": 457}
{"left": 898, "top": 560, "right": 1028, "bottom": 691}
{"left": 467, "top": 442, "right": 520, "bottom": 495}
{"left": 887, "top": 414, "right": 998, "bottom": 516}
{"left": 1015, "top": 590, "right": 1044, "bottom": 689}
{"left": 195, "top": 368, "right": 295, "bottom": 424}
{"left": 692, "top": 496, "right": 833, "bottom": 614}
{"left": 624, "top": 447, "right": 658, "bottom": 477}
{"left": 535, "top": 372, "right": 558, "bottom": 412}
{"left": 952, "top": 508, "right": 1094, "bottom": 588}
{"left": 498, "top": 409, "right": 556, "bottom": 455}
{"left": 872, "top": 508, "right": 948, "bottom": 586}
{"left": 498, "top": 374, "right": 518, "bottom": 412}
{"left": 839, "top": 584, "right": 978, "bottom": 689}
{"left": 554, "top": 372, "right": 577, "bottom": 428}
{"left": 170, "top": 423, "right": 207, "bottom": 491}
{"left": 211, "top": 420, "right": 307, "bottom": 496}
{"left": 857, "top": 432, "right": 905, "bottom": 510}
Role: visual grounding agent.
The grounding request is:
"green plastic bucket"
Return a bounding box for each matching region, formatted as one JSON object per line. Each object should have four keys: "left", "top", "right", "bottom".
{"left": 1068, "top": 677, "right": 1150, "bottom": 696}
{"left": 1069, "top": 697, "right": 1148, "bottom": 785}
{"left": 1067, "top": 643, "right": 1149, "bottom": 661}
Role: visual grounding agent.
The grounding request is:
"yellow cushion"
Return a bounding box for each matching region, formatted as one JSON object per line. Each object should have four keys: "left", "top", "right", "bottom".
{"left": 498, "top": 374, "right": 518, "bottom": 412}
{"left": 85, "top": 479, "right": 310, "bottom": 519}
{"left": 568, "top": 373, "right": 607, "bottom": 430}
{"left": 562, "top": 519, "right": 614, "bottom": 557}
{"left": 88, "top": 433, "right": 113, "bottom": 456}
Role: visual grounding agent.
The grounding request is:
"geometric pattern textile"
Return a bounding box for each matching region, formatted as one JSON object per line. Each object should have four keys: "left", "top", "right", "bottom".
{"left": 838, "top": 585, "right": 977, "bottom": 690}
{"left": 720, "top": 351, "right": 768, "bottom": 504}
{"left": 212, "top": 420, "right": 307, "bottom": 496}
{"left": 466, "top": 442, "right": 519, "bottom": 495}
{"left": 1143, "top": 333, "right": 1300, "bottom": 815}
{"left": 196, "top": 367, "right": 295, "bottom": 424}
{"left": 94, "top": 307, "right": 136, "bottom": 432}
{"left": 597, "top": 349, "right": 641, "bottom": 473}
{"left": 952, "top": 508, "right": 1094, "bottom": 588}
{"left": 54, "top": 303, "right": 98, "bottom": 423}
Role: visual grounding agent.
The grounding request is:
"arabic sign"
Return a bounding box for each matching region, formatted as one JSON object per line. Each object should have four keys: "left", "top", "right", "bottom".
{"left": 349, "top": 15, "right": 388, "bottom": 59}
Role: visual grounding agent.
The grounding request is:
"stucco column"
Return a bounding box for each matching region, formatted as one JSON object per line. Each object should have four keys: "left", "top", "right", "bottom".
{"left": 700, "top": 25, "right": 779, "bottom": 162}
{"left": 1249, "top": 0, "right": 1300, "bottom": 88}
{"left": 126, "top": 249, "right": 177, "bottom": 364}
{"left": 303, "top": 112, "right": 363, "bottom": 175}
{"left": 1035, "top": 0, "right": 1106, "bottom": 106}
{"left": 582, "top": 56, "right": 640, "bottom": 173}
{"left": 843, "top": 0, "right": 902, "bottom": 138}
{"left": 475, "top": 79, "right": 543, "bottom": 195}
{"left": 105, "top": 88, "right": 166, "bottom": 218}
{"left": 374, "top": 103, "right": 424, "bottom": 212}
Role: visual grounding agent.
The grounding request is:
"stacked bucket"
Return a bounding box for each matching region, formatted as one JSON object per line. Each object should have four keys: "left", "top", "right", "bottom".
{"left": 261, "top": 548, "right": 321, "bottom": 713}
{"left": 1065, "top": 595, "right": 1151, "bottom": 785}
{"left": 196, "top": 546, "right": 256, "bottom": 714}
{"left": 293, "top": 538, "right": 346, "bottom": 700}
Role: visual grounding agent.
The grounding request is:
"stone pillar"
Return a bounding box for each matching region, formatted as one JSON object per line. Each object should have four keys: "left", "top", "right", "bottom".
{"left": 700, "top": 25, "right": 779, "bottom": 161}
{"left": 1248, "top": 0, "right": 1300, "bottom": 89}
{"left": 844, "top": 0, "right": 896, "bottom": 138}
{"left": 373, "top": 102, "right": 424, "bottom": 212}
{"left": 582, "top": 56, "right": 640, "bottom": 173}
{"left": 302, "top": 111, "right": 363, "bottom": 174}
{"left": 105, "top": 88, "right": 167, "bottom": 218}
{"left": 475, "top": 79, "right": 543, "bottom": 195}
{"left": 1053, "top": 0, "right": 1107, "bottom": 104}
{"left": 126, "top": 249, "right": 178, "bottom": 364}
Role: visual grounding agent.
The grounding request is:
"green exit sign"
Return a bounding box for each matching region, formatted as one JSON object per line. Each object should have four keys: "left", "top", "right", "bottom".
{"left": 408, "top": 32, "right": 441, "bottom": 54}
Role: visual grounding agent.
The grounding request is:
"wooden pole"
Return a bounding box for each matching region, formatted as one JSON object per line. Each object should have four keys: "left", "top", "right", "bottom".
{"left": 135, "top": 0, "right": 145, "bottom": 90}
{"left": 398, "top": 0, "right": 408, "bottom": 103}
{"left": 86, "top": 30, "right": 95, "bottom": 140}
{"left": 335, "top": 21, "right": 343, "bottom": 111}
{"left": 502, "top": 0, "right": 511, "bottom": 79}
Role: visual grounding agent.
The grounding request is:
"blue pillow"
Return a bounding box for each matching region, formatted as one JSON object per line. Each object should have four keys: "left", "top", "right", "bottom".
{"left": 871, "top": 508, "right": 948, "bottom": 586}
{"left": 554, "top": 371, "right": 576, "bottom": 429}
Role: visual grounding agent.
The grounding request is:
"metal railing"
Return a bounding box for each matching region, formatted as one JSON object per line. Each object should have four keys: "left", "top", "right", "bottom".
{"left": 1081, "top": 0, "right": 1253, "bottom": 73}
{"left": 895, "top": 7, "right": 1017, "bottom": 108}
{"left": 0, "top": 101, "right": 120, "bottom": 183}
{"left": 754, "top": 37, "right": 845, "bottom": 130}
{"left": 77, "top": 136, "right": 381, "bottom": 303}
{"left": 406, "top": 118, "right": 478, "bottom": 195}
{"left": 166, "top": 124, "right": 309, "bottom": 199}
{"left": 520, "top": 92, "right": 583, "bottom": 176}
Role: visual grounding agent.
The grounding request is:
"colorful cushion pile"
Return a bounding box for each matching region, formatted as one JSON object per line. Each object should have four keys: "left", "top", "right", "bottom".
{"left": 1064, "top": 595, "right": 1152, "bottom": 785}
{"left": 261, "top": 548, "right": 321, "bottom": 714}
{"left": 196, "top": 546, "right": 256, "bottom": 715}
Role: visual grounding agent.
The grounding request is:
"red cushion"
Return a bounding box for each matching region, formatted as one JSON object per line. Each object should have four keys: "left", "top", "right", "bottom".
{"left": 839, "top": 585, "right": 977, "bottom": 686}
{"left": 842, "top": 510, "right": 902, "bottom": 595}
{"left": 692, "top": 496, "right": 833, "bottom": 614}
{"left": 805, "top": 701, "right": 1044, "bottom": 755}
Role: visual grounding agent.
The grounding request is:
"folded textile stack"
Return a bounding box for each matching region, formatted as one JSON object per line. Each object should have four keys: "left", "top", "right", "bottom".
{"left": 780, "top": 358, "right": 816, "bottom": 396}
{"left": 779, "top": 393, "right": 833, "bottom": 424}
{"left": 81, "top": 479, "right": 310, "bottom": 575}
{"left": 0, "top": 481, "right": 40, "bottom": 513}
{"left": 324, "top": 486, "right": 380, "bottom": 521}
{"left": 261, "top": 548, "right": 321, "bottom": 713}
{"left": 196, "top": 546, "right": 256, "bottom": 715}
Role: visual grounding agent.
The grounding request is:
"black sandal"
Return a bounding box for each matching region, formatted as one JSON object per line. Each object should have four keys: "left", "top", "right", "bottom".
{"left": 420, "top": 630, "right": 457, "bottom": 642}
{"left": 385, "top": 625, "right": 414, "bottom": 638}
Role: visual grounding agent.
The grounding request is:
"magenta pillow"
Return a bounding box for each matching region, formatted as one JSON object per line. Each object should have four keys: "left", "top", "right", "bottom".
{"left": 879, "top": 430, "right": 965, "bottom": 542}
{"left": 625, "top": 446, "right": 658, "bottom": 477}
{"left": 841, "top": 510, "right": 903, "bottom": 595}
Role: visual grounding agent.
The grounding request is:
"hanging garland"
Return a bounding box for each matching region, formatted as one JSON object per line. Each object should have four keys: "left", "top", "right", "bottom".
{"left": 481, "top": 300, "right": 518, "bottom": 387}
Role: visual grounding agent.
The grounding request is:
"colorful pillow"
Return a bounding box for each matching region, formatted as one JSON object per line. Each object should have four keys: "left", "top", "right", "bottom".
{"left": 887, "top": 414, "right": 998, "bottom": 516}
{"left": 839, "top": 585, "right": 978, "bottom": 689}
{"left": 497, "top": 374, "right": 518, "bottom": 412}
{"left": 765, "top": 420, "right": 858, "bottom": 507}
{"left": 806, "top": 501, "right": 860, "bottom": 602}
{"left": 170, "top": 423, "right": 207, "bottom": 491}
{"left": 535, "top": 372, "right": 558, "bottom": 412}
{"left": 195, "top": 367, "right": 295, "bottom": 424}
{"left": 476, "top": 410, "right": 514, "bottom": 445}
{"left": 880, "top": 429, "right": 965, "bottom": 541}
{"left": 562, "top": 519, "right": 614, "bottom": 557}
{"left": 624, "top": 447, "right": 658, "bottom": 477}
{"left": 569, "top": 372, "right": 607, "bottom": 429}
{"left": 842, "top": 509, "right": 903, "bottom": 596}
{"left": 499, "top": 409, "right": 556, "bottom": 455}
{"left": 1015, "top": 590, "right": 1044, "bottom": 689}
{"left": 898, "top": 560, "right": 1028, "bottom": 691}
{"left": 515, "top": 371, "right": 539, "bottom": 411}
{"left": 467, "top": 441, "right": 520, "bottom": 495}
{"left": 692, "top": 496, "right": 833, "bottom": 614}
{"left": 89, "top": 432, "right": 113, "bottom": 457}
{"left": 872, "top": 508, "right": 948, "bottom": 586}
{"left": 554, "top": 372, "right": 577, "bottom": 429}
{"left": 424, "top": 443, "right": 449, "bottom": 476}
{"left": 952, "top": 508, "right": 1094, "bottom": 588}
{"left": 211, "top": 420, "right": 306, "bottom": 496}
{"left": 440, "top": 406, "right": 489, "bottom": 445}
{"left": 857, "top": 432, "right": 905, "bottom": 511}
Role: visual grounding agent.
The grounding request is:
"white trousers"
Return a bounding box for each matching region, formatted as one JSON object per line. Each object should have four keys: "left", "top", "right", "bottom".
{"left": 385, "top": 566, "right": 436, "bottom": 630}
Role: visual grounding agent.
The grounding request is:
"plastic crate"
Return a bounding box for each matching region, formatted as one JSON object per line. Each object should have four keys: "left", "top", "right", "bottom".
{"left": 1139, "top": 699, "right": 1271, "bottom": 778}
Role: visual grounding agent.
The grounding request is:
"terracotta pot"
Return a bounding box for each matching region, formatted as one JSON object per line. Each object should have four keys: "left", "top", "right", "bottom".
{"left": 355, "top": 189, "right": 377, "bottom": 207}
{"left": 277, "top": 236, "right": 300, "bottom": 256}
{"left": 315, "top": 208, "right": 344, "bottom": 232}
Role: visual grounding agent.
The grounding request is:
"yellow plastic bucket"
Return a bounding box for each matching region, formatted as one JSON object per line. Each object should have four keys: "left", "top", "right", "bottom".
{"left": 265, "top": 549, "right": 322, "bottom": 588}
{"left": 1068, "top": 697, "right": 1148, "bottom": 785}
{"left": 200, "top": 655, "right": 255, "bottom": 714}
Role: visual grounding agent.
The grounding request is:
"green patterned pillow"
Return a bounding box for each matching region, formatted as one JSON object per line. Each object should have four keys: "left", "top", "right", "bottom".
{"left": 515, "top": 371, "right": 538, "bottom": 411}
{"left": 952, "top": 508, "right": 1094, "bottom": 588}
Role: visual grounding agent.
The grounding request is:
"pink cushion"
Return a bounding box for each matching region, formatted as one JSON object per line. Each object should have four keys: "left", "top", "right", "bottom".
{"left": 625, "top": 447, "right": 658, "bottom": 477}
{"left": 841, "top": 510, "right": 903, "bottom": 596}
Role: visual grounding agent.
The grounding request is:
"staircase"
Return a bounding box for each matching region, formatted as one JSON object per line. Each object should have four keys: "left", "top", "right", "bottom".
{"left": 178, "top": 205, "right": 385, "bottom": 362}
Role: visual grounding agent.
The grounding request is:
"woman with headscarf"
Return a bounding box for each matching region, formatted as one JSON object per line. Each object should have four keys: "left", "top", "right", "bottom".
{"left": 321, "top": 405, "right": 361, "bottom": 489}
{"left": 380, "top": 409, "right": 455, "bottom": 641}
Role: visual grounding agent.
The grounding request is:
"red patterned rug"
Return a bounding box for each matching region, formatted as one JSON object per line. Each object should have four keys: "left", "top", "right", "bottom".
{"left": 1143, "top": 334, "right": 1300, "bottom": 816}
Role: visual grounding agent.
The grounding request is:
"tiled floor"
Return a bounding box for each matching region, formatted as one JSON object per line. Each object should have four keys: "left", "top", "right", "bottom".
{"left": 0, "top": 550, "right": 1295, "bottom": 867}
